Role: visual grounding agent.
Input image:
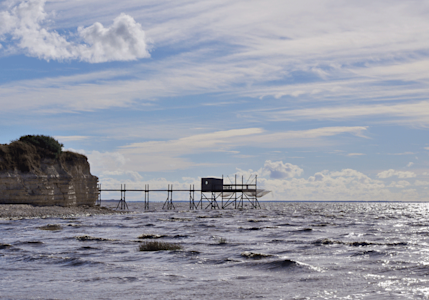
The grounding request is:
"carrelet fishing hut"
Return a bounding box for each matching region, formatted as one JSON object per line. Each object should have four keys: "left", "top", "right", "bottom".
{"left": 200, "top": 175, "right": 270, "bottom": 209}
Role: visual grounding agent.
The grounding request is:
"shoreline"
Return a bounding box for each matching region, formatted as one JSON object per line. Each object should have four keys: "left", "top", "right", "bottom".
{"left": 0, "top": 204, "right": 129, "bottom": 220}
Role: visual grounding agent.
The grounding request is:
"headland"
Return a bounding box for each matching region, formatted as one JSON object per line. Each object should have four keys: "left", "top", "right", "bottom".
{"left": 0, "top": 135, "right": 98, "bottom": 207}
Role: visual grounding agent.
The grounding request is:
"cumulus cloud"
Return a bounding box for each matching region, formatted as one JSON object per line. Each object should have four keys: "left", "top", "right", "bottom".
{"left": 257, "top": 166, "right": 390, "bottom": 200}
{"left": 86, "top": 150, "right": 128, "bottom": 175}
{"left": 377, "top": 169, "right": 417, "bottom": 179}
{"left": 77, "top": 13, "right": 149, "bottom": 63}
{"left": 414, "top": 180, "right": 429, "bottom": 186}
{"left": 388, "top": 181, "right": 411, "bottom": 188}
{"left": 66, "top": 149, "right": 128, "bottom": 175}
{"left": 0, "top": 0, "right": 150, "bottom": 63}
{"left": 407, "top": 162, "right": 414, "bottom": 167}
{"left": 261, "top": 160, "right": 303, "bottom": 179}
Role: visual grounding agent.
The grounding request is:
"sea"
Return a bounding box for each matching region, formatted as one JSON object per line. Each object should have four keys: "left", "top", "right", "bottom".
{"left": 1, "top": 201, "right": 429, "bottom": 299}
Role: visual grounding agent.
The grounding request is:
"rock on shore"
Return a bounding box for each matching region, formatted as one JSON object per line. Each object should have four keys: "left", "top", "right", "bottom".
{"left": 0, "top": 204, "right": 121, "bottom": 220}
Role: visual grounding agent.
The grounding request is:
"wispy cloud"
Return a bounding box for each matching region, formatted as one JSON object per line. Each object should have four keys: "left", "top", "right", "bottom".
{"left": 347, "top": 153, "right": 365, "bottom": 156}
{"left": 55, "top": 135, "right": 89, "bottom": 142}
{"left": 1, "top": 1, "right": 429, "bottom": 117}
{"left": 254, "top": 101, "right": 429, "bottom": 125}
{"left": 116, "top": 126, "right": 367, "bottom": 172}
{"left": 389, "top": 152, "right": 415, "bottom": 156}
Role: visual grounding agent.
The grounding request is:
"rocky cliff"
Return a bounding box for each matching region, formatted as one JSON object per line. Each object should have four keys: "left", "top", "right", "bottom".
{"left": 0, "top": 141, "right": 98, "bottom": 206}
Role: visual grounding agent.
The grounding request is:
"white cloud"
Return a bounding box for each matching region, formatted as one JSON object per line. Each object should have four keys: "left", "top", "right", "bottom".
{"left": 388, "top": 181, "right": 411, "bottom": 188}
{"left": 415, "top": 180, "right": 429, "bottom": 186}
{"left": 261, "top": 160, "right": 303, "bottom": 179}
{"left": 257, "top": 167, "right": 394, "bottom": 201}
{"left": 77, "top": 13, "right": 150, "bottom": 63}
{"left": 407, "top": 162, "right": 414, "bottom": 167}
{"left": 377, "top": 169, "right": 417, "bottom": 179}
{"left": 424, "top": 147, "right": 429, "bottom": 150}
{"left": 0, "top": 0, "right": 150, "bottom": 63}
{"left": 66, "top": 148, "right": 128, "bottom": 176}
{"left": 75, "top": 150, "right": 128, "bottom": 175}
{"left": 101, "top": 170, "right": 143, "bottom": 182}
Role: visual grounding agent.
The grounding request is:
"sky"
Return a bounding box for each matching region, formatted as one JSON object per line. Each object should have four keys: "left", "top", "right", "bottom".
{"left": 1, "top": 0, "right": 429, "bottom": 201}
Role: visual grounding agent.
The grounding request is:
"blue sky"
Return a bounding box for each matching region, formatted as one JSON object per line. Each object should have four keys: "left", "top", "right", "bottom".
{"left": 1, "top": 0, "right": 429, "bottom": 201}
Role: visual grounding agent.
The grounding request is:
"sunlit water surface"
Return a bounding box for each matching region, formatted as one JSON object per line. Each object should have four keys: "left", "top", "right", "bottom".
{"left": 1, "top": 202, "right": 429, "bottom": 299}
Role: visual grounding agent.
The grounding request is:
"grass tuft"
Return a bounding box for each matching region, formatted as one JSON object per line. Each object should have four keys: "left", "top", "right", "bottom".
{"left": 138, "top": 241, "right": 182, "bottom": 251}
{"left": 218, "top": 237, "right": 227, "bottom": 244}
{"left": 38, "top": 224, "right": 62, "bottom": 231}
{"left": 75, "top": 235, "right": 113, "bottom": 241}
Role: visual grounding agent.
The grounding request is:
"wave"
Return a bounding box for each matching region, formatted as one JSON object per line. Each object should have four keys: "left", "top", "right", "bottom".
{"left": 61, "top": 257, "right": 104, "bottom": 267}
{"left": 17, "top": 253, "right": 102, "bottom": 267}
{"left": 242, "top": 257, "right": 320, "bottom": 272}
{"left": 261, "top": 259, "right": 300, "bottom": 270}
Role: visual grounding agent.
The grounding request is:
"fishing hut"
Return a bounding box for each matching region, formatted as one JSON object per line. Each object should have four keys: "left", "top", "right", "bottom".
{"left": 195, "top": 175, "right": 269, "bottom": 209}
{"left": 97, "top": 174, "right": 270, "bottom": 210}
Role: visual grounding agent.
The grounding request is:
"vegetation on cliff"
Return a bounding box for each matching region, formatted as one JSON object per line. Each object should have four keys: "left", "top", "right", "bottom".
{"left": 0, "top": 135, "right": 87, "bottom": 174}
{"left": 16, "top": 135, "right": 63, "bottom": 158}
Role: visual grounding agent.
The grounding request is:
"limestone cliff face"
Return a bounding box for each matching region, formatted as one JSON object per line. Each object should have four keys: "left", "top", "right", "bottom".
{"left": 0, "top": 141, "right": 98, "bottom": 206}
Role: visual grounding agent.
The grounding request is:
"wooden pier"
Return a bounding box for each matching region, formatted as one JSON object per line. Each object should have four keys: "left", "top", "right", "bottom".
{"left": 97, "top": 175, "right": 268, "bottom": 210}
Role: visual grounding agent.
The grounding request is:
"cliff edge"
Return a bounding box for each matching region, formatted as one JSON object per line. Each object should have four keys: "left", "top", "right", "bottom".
{"left": 0, "top": 137, "right": 98, "bottom": 206}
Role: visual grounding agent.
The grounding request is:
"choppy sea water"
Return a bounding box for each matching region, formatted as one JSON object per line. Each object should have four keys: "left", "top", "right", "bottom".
{"left": 1, "top": 202, "right": 429, "bottom": 299}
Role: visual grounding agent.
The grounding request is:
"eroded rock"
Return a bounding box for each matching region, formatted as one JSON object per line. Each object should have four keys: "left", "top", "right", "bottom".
{"left": 0, "top": 141, "right": 98, "bottom": 206}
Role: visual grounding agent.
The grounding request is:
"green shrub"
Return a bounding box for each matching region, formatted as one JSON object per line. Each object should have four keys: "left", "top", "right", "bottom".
{"left": 138, "top": 241, "right": 182, "bottom": 251}
{"left": 16, "top": 135, "right": 63, "bottom": 158}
